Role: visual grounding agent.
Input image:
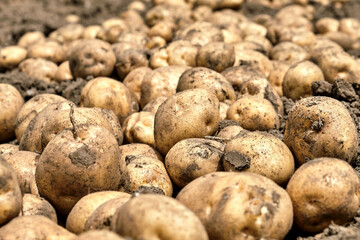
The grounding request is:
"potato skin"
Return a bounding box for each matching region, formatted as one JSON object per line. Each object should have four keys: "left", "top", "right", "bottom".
{"left": 22, "top": 194, "right": 57, "bottom": 223}
{"left": 176, "top": 172, "right": 293, "bottom": 240}
{"left": 154, "top": 89, "right": 220, "bottom": 155}
{"left": 196, "top": 42, "right": 235, "bottom": 72}
{"left": 287, "top": 158, "right": 360, "bottom": 233}
{"left": 284, "top": 96, "right": 358, "bottom": 165}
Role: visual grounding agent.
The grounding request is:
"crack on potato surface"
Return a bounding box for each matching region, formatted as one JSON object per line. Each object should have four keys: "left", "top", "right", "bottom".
{"left": 223, "top": 151, "right": 250, "bottom": 171}
{"left": 68, "top": 145, "right": 96, "bottom": 167}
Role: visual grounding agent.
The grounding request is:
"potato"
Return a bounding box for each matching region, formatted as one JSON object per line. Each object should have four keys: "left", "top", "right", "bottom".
{"left": 0, "top": 46, "right": 27, "bottom": 69}
{"left": 146, "top": 36, "right": 167, "bottom": 49}
{"left": 244, "top": 35, "right": 273, "bottom": 56}
{"left": 78, "top": 230, "right": 126, "bottom": 240}
{"left": 193, "top": 0, "right": 243, "bottom": 9}
{"left": 0, "top": 155, "right": 22, "bottom": 226}
{"left": 270, "top": 41, "right": 309, "bottom": 65}
{"left": 122, "top": 111, "right": 156, "bottom": 148}
{"left": 17, "top": 31, "right": 45, "bottom": 49}
{"left": 66, "top": 191, "right": 129, "bottom": 234}
{"left": 145, "top": 4, "right": 192, "bottom": 28}
{"left": 165, "top": 138, "right": 224, "bottom": 187}
{"left": 154, "top": 89, "right": 220, "bottom": 155}
{"left": 142, "top": 96, "right": 168, "bottom": 113}
{"left": 140, "top": 66, "right": 189, "bottom": 108}
{"left": 19, "top": 58, "right": 58, "bottom": 82}
{"left": 215, "top": 123, "right": 244, "bottom": 139}
{"left": 223, "top": 131, "right": 294, "bottom": 185}
{"left": 324, "top": 31, "right": 352, "bottom": 50}
{"left": 114, "top": 49, "right": 149, "bottom": 80}
{"left": 0, "top": 215, "right": 75, "bottom": 239}
{"left": 15, "top": 93, "right": 68, "bottom": 142}
{"left": 82, "top": 25, "right": 102, "bottom": 39}
{"left": 123, "top": 155, "right": 173, "bottom": 196}
{"left": 196, "top": 42, "right": 235, "bottom": 72}
{"left": 284, "top": 96, "right": 358, "bottom": 165}
{"left": 119, "top": 143, "right": 163, "bottom": 164}
{"left": 54, "top": 61, "right": 73, "bottom": 82}
{"left": 176, "top": 172, "right": 293, "bottom": 240}
{"left": 287, "top": 158, "right": 360, "bottom": 233}
{"left": 84, "top": 194, "right": 131, "bottom": 231}
{"left": 227, "top": 96, "right": 280, "bottom": 131}
{"left": 148, "top": 20, "right": 176, "bottom": 42}
{"left": 0, "top": 84, "right": 24, "bottom": 142}
{"left": 49, "top": 23, "right": 84, "bottom": 43}
{"left": 219, "top": 102, "right": 230, "bottom": 121}
{"left": 21, "top": 194, "right": 57, "bottom": 223}
{"left": 233, "top": 49, "right": 273, "bottom": 77}
{"left": 27, "top": 40, "right": 66, "bottom": 63}
{"left": 69, "top": 39, "right": 116, "bottom": 78}
{"left": 177, "top": 67, "right": 236, "bottom": 104}
{"left": 35, "top": 124, "right": 121, "bottom": 216}
{"left": 111, "top": 194, "right": 209, "bottom": 240}
{"left": 80, "top": 77, "right": 139, "bottom": 124}
{"left": 116, "top": 32, "right": 149, "bottom": 47}
{"left": 97, "top": 20, "right": 129, "bottom": 44}
{"left": 0, "top": 144, "right": 19, "bottom": 157}
{"left": 123, "top": 67, "right": 152, "bottom": 103}
{"left": 282, "top": 60, "right": 325, "bottom": 100}
{"left": 4, "top": 150, "right": 38, "bottom": 195}
{"left": 221, "top": 65, "right": 266, "bottom": 91}
{"left": 268, "top": 60, "right": 290, "bottom": 96}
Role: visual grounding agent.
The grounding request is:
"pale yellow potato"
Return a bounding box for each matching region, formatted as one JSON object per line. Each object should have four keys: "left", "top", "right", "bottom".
{"left": 233, "top": 49, "right": 273, "bottom": 77}
{"left": 221, "top": 65, "right": 266, "bottom": 91}
{"left": 19, "top": 58, "right": 58, "bottom": 82}
{"left": 27, "top": 40, "right": 66, "bottom": 63}
{"left": 148, "top": 20, "right": 176, "bottom": 42}
{"left": 239, "top": 21, "right": 267, "bottom": 38}
{"left": 146, "top": 36, "right": 167, "bottom": 49}
{"left": 17, "top": 31, "right": 45, "bottom": 49}
{"left": 270, "top": 41, "right": 309, "bottom": 65}
{"left": 115, "top": 49, "right": 149, "bottom": 80}
{"left": 21, "top": 194, "right": 57, "bottom": 222}
{"left": 193, "top": 0, "right": 243, "bottom": 9}
{"left": 0, "top": 144, "right": 19, "bottom": 157}
{"left": 142, "top": 96, "right": 168, "bottom": 113}
{"left": 268, "top": 60, "right": 290, "bottom": 96}
{"left": 244, "top": 35, "right": 273, "bottom": 55}
{"left": 324, "top": 31, "right": 352, "bottom": 50}
{"left": 49, "top": 23, "right": 84, "bottom": 43}
{"left": 196, "top": 42, "right": 235, "bottom": 72}
{"left": 0, "top": 46, "right": 27, "bottom": 69}
{"left": 316, "top": 17, "right": 339, "bottom": 33}
{"left": 145, "top": 4, "right": 192, "bottom": 28}
{"left": 123, "top": 67, "right": 152, "bottom": 103}
{"left": 82, "top": 25, "right": 102, "bottom": 39}
{"left": 54, "top": 61, "right": 73, "bottom": 82}
{"left": 219, "top": 102, "right": 230, "bottom": 121}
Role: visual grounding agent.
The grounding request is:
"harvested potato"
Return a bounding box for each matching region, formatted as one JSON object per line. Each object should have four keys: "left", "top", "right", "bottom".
{"left": 122, "top": 111, "right": 156, "bottom": 148}
{"left": 0, "top": 46, "right": 27, "bottom": 69}
{"left": 0, "top": 84, "right": 24, "bottom": 142}
{"left": 0, "top": 155, "right": 22, "bottom": 226}
{"left": 97, "top": 19, "right": 129, "bottom": 43}
{"left": 21, "top": 194, "right": 57, "bottom": 222}
{"left": 226, "top": 96, "right": 280, "bottom": 131}
{"left": 146, "top": 36, "right": 167, "bottom": 49}
{"left": 196, "top": 42, "right": 235, "bottom": 72}
{"left": 176, "top": 172, "right": 293, "bottom": 240}
{"left": 232, "top": 41, "right": 266, "bottom": 55}
{"left": 17, "top": 31, "right": 45, "bottom": 48}
{"left": 145, "top": 4, "right": 192, "bottom": 28}
{"left": 116, "top": 32, "right": 149, "bottom": 47}
{"left": 154, "top": 89, "right": 220, "bottom": 155}
{"left": 123, "top": 155, "right": 173, "bottom": 196}
{"left": 244, "top": 35, "right": 273, "bottom": 56}
{"left": 177, "top": 67, "right": 236, "bottom": 104}
{"left": 15, "top": 93, "right": 69, "bottom": 142}
{"left": 114, "top": 49, "right": 149, "bottom": 80}
{"left": 19, "top": 58, "right": 58, "bottom": 82}
{"left": 165, "top": 138, "right": 224, "bottom": 187}
{"left": 140, "top": 66, "right": 189, "bottom": 108}
{"left": 270, "top": 41, "right": 309, "bottom": 65}
{"left": 54, "top": 61, "right": 73, "bottom": 82}
{"left": 287, "top": 158, "right": 360, "bottom": 233}
{"left": 49, "top": 23, "right": 84, "bottom": 43}
{"left": 27, "top": 40, "right": 66, "bottom": 63}
{"left": 142, "top": 96, "right": 167, "bottom": 113}
{"left": 111, "top": 194, "right": 209, "bottom": 240}
{"left": 324, "top": 31, "right": 352, "bottom": 50}
{"left": 283, "top": 60, "right": 325, "bottom": 100}
{"left": 316, "top": 17, "right": 339, "bottom": 34}
{"left": 223, "top": 131, "right": 295, "bottom": 185}
{"left": 66, "top": 191, "right": 129, "bottom": 234}
{"left": 35, "top": 124, "right": 121, "bottom": 216}
{"left": 215, "top": 123, "right": 244, "bottom": 139}
{"left": 284, "top": 96, "right": 358, "bottom": 165}
{"left": 78, "top": 230, "right": 126, "bottom": 240}
{"left": 194, "top": 0, "right": 243, "bottom": 9}
{"left": 268, "top": 60, "right": 290, "bottom": 96}
{"left": 69, "top": 39, "right": 116, "bottom": 78}
{"left": 233, "top": 49, "right": 273, "bottom": 77}
{"left": 80, "top": 77, "right": 139, "bottom": 124}
{"left": 82, "top": 25, "right": 102, "bottom": 39}
{"left": 123, "top": 67, "right": 152, "bottom": 103}
{"left": 219, "top": 102, "right": 230, "bottom": 121}
{"left": 148, "top": 20, "right": 176, "bottom": 42}
{"left": 0, "top": 215, "right": 75, "bottom": 239}
{"left": 119, "top": 143, "right": 163, "bottom": 165}
{"left": 84, "top": 194, "right": 131, "bottom": 231}
{"left": 0, "top": 144, "right": 19, "bottom": 157}
{"left": 221, "top": 65, "right": 266, "bottom": 91}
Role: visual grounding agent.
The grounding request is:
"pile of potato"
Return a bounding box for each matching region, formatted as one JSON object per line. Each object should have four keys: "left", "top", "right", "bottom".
{"left": 1, "top": 0, "right": 360, "bottom": 239}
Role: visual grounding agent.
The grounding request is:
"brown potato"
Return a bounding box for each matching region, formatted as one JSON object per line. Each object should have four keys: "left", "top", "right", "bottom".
{"left": 21, "top": 194, "right": 57, "bottom": 223}
{"left": 165, "top": 138, "right": 224, "bottom": 187}
{"left": 154, "top": 89, "right": 220, "bottom": 155}
{"left": 244, "top": 35, "right": 273, "bottom": 56}
{"left": 233, "top": 49, "right": 273, "bottom": 77}
{"left": 268, "top": 60, "right": 290, "bottom": 96}
{"left": 284, "top": 96, "right": 358, "bottom": 165}
{"left": 287, "top": 158, "right": 360, "bottom": 233}
{"left": 114, "top": 49, "right": 149, "bottom": 80}
{"left": 0, "top": 46, "right": 27, "bottom": 69}
{"left": 111, "top": 194, "right": 209, "bottom": 240}
{"left": 17, "top": 31, "right": 45, "bottom": 49}
{"left": 194, "top": 0, "right": 243, "bottom": 9}
{"left": 223, "top": 131, "right": 295, "bottom": 185}
{"left": 177, "top": 67, "right": 236, "bottom": 104}
{"left": 148, "top": 20, "right": 176, "bottom": 42}
{"left": 27, "top": 40, "right": 66, "bottom": 63}
{"left": 66, "top": 191, "right": 129, "bottom": 234}
{"left": 176, "top": 172, "right": 293, "bottom": 240}
{"left": 0, "top": 156, "right": 22, "bottom": 226}
{"left": 35, "top": 124, "right": 121, "bottom": 216}
{"left": 49, "top": 23, "right": 84, "bottom": 43}
{"left": 145, "top": 4, "right": 192, "bottom": 28}
{"left": 146, "top": 36, "right": 167, "bottom": 49}
{"left": 69, "top": 39, "right": 116, "bottom": 78}
{"left": 19, "top": 58, "right": 58, "bottom": 82}
{"left": 219, "top": 102, "right": 230, "bottom": 121}
{"left": 0, "top": 84, "right": 24, "bottom": 142}
{"left": 119, "top": 143, "right": 163, "bottom": 165}
{"left": 142, "top": 96, "right": 168, "bottom": 113}
{"left": 316, "top": 17, "right": 340, "bottom": 34}
{"left": 123, "top": 67, "right": 152, "bottom": 103}
{"left": 324, "top": 31, "right": 352, "bottom": 50}
{"left": 82, "top": 25, "right": 102, "bottom": 39}
{"left": 215, "top": 123, "right": 244, "bottom": 139}
{"left": 221, "top": 65, "right": 266, "bottom": 91}
{"left": 270, "top": 41, "right": 309, "bottom": 65}
{"left": 54, "top": 61, "right": 73, "bottom": 82}
{"left": 196, "top": 42, "right": 235, "bottom": 72}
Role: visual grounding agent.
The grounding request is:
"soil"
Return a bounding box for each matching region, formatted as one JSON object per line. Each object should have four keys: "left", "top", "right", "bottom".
{"left": 1, "top": 0, "right": 360, "bottom": 239}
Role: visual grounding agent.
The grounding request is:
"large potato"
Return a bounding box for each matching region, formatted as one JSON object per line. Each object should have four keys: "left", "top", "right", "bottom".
{"left": 154, "top": 89, "right": 220, "bottom": 155}
{"left": 284, "top": 96, "right": 358, "bottom": 165}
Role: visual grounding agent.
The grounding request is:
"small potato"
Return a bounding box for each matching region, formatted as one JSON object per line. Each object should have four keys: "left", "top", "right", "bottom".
{"left": 123, "top": 67, "right": 152, "bottom": 103}
{"left": 166, "top": 40, "right": 199, "bottom": 67}
{"left": 165, "top": 138, "right": 224, "bottom": 187}
{"left": 142, "top": 96, "right": 167, "bottom": 113}
{"left": 244, "top": 35, "right": 273, "bottom": 56}
{"left": 148, "top": 20, "right": 176, "bottom": 42}
{"left": 145, "top": 4, "right": 192, "bottom": 28}
{"left": 176, "top": 172, "right": 293, "bottom": 240}
{"left": 19, "top": 58, "right": 58, "bottom": 82}
{"left": 316, "top": 17, "right": 339, "bottom": 33}
{"left": 49, "top": 23, "right": 84, "bottom": 43}
{"left": 0, "top": 215, "right": 75, "bottom": 239}
{"left": 82, "top": 25, "right": 102, "bottom": 39}
{"left": 226, "top": 96, "right": 280, "bottom": 131}
{"left": 69, "top": 39, "right": 116, "bottom": 78}
{"left": 27, "top": 40, "right": 66, "bottom": 63}
{"left": 17, "top": 31, "right": 45, "bottom": 49}
{"left": 97, "top": 20, "right": 129, "bottom": 43}
{"left": 35, "top": 124, "right": 121, "bottom": 216}
{"left": 116, "top": 31, "right": 149, "bottom": 47}
{"left": 287, "top": 158, "right": 360, "bottom": 233}
{"left": 221, "top": 65, "right": 266, "bottom": 91}
{"left": 119, "top": 143, "right": 163, "bottom": 164}
{"left": 78, "top": 230, "right": 126, "bottom": 240}
{"left": 21, "top": 194, "right": 57, "bottom": 222}
{"left": 223, "top": 131, "right": 295, "bottom": 185}
{"left": 111, "top": 194, "right": 209, "bottom": 240}
{"left": 54, "top": 61, "right": 73, "bottom": 82}
{"left": 270, "top": 41, "right": 309, "bottom": 65}
{"left": 122, "top": 111, "right": 155, "bottom": 148}
{"left": 233, "top": 49, "right": 273, "bottom": 77}
{"left": 0, "top": 156, "right": 22, "bottom": 226}
{"left": 123, "top": 155, "right": 173, "bottom": 196}
{"left": 282, "top": 60, "right": 325, "bottom": 100}
{"left": 194, "top": 0, "right": 243, "bottom": 9}
{"left": 114, "top": 49, "right": 149, "bottom": 79}
{"left": 177, "top": 67, "right": 236, "bottom": 104}
{"left": 239, "top": 21, "right": 267, "bottom": 38}
{"left": 146, "top": 36, "right": 167, "bottom": 49}
{"left": 154, "top": 89, "right": 220, "bottom": 155}
{"left": 66, "top": 191, "right": 129, "bottom": 234}
{"left": 231, "top": 41, "right": 266, "bottom": 56}
{"left": 284, "top": 96, "right": 358, "bottom": 165}
{"left": 0, "top": 46, "right": 27, "bottom": 69}
{"left": 268, "top": 60, "right": 290, "bottom": 96}
{"left": 196, "top": 42, "right": 235, "bottom": 72}
{"left": 215, "top": 124, "right": 244, "bottom": 139}
{"left": 0, "top": 84, "right": 24, "bottom": 142}
{"left": 80, "top": 77, "right": 139, "bottom": 124}
{"left": 324, "top": 31, "right": 352, "bottom": 50}
{"left": 84, "top": 195, "right": 131, "bottom": 231}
